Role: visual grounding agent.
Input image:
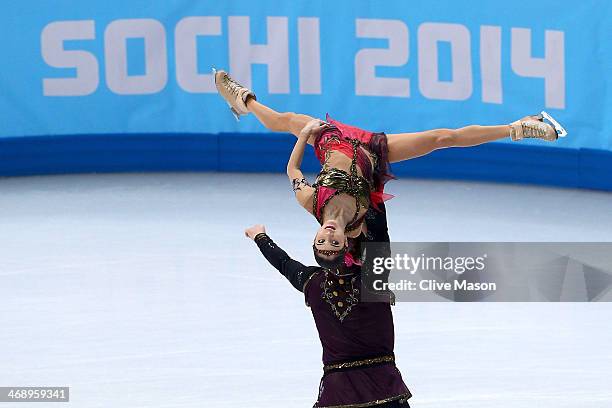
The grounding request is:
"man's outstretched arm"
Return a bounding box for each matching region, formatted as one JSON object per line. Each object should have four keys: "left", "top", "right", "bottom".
{"left": 245, "top": 224, "right": 319, "bottom": 292}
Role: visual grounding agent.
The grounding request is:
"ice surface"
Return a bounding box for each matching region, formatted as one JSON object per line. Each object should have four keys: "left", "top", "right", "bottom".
{"left": 1, "top": 173, "right": 611, "bottom": 407}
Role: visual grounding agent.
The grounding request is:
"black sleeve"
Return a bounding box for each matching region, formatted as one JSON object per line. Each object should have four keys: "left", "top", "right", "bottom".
{"left": 364, "top": 202, "right": 391, "bottom": 264}
{"left": 254, "top": 233, "right": 319, "bottom": 292}
{"left": 362, "top": 202, "right": 395, "bottom": 304}
{"left": 364, "top": 202, "right": 390, "bottom": 244}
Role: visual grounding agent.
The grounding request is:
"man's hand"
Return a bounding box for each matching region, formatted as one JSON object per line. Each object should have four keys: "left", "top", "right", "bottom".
{"left": 245, "top": 224, "right": 266, "bottom": 240}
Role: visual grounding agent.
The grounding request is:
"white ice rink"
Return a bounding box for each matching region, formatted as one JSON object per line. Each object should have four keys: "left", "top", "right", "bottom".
{"left": 1, "top": 173, "right": 611, "bottom": 408}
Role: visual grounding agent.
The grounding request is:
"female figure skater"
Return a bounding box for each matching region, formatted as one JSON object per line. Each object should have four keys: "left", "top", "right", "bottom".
{"left": 214, "top": 70, "right": 565, "bottom": 268}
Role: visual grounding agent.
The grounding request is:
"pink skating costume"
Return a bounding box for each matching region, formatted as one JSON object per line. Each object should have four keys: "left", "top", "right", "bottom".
{"left": 312, "top": 115, "right": 394, "bottom": 233}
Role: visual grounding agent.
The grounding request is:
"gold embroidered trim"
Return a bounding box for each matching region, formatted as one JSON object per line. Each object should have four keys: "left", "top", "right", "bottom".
{"left": 321, "top": 271, "right": 359, "bottom": 322}
{"left": 323, "top": 355, "right": 395, "bottom": 372}
{"left": 316, "top": 392, "right": 411, "bottom": 408}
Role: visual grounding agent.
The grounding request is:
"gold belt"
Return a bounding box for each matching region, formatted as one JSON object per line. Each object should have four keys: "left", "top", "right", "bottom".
{"left": 323, "top": 355, "right": 395, "bottom": 373}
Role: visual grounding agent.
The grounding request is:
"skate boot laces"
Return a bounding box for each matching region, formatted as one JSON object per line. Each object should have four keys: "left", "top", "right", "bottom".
{"left": 521, "top": 120, "right": 552, "bottom": 139}
{"left": 221, "top": 73, "right": 246, "bottom": 98}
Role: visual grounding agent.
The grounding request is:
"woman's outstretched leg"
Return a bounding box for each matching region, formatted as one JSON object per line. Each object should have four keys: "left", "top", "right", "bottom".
{"left": 246, "top": 98, "right": 314, "bottom": 138}
{"left": 214, "top": 69, "right": 314, "bottom": 139}
{"left": 386, "top": 125, "right": 510, "bottom": 163}
{"left": 386, "top": 115, "right": 559, "bottom": 163}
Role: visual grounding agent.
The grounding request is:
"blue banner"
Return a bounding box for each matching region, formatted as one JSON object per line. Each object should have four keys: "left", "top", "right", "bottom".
{"left": 0, "top": 0, "right": 610, "bottom": 151}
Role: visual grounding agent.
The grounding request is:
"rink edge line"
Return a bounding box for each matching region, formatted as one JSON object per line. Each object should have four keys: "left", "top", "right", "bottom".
{"left": 0, "top": 132, "right": 610, "bottom": 191}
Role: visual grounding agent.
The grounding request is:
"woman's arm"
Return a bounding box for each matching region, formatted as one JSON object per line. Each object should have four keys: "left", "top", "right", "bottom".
{"left": 286, "top": 132, "right": 310, "bottom": 183}
{"left": 287, "top": 134, "right": 314, "bottom": 210}
{"left": 287, "top": 119, "right": 328, "bottom": 179}
{"left": 287, "top": 119, "right": 328, "bottom": 209}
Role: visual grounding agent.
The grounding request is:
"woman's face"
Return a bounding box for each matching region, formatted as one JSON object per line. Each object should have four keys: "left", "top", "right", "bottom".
{"left": 313, "top": 221, "right": 347, "bottom": 260}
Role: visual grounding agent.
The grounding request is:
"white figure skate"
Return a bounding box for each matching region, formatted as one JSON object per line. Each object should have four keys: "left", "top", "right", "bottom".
{"left": 510, "top": 111, "right": 568, "bottom": 142}
{"left": 212, "top": 68, "right": 256, "bottom": 121}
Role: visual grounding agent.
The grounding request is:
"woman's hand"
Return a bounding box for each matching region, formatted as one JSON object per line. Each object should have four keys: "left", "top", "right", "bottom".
{"left": 299, "top": 119, "right": 329, "bottom": 140}
{"left": 245, "top": 224, "right": 266, "bottom": 240}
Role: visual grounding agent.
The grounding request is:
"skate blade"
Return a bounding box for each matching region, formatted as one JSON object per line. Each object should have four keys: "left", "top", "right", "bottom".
{"left": 229, "top": 105, "right": 241, "bottom": 122}
{"left": 212, "top": 67, "right": 219, "bottom": 86}
{"left": 540, "top": 111, "right": 567, "bottom": 137}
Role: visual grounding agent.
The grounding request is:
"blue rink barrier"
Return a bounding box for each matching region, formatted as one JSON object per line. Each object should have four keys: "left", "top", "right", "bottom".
{"left": 1, "top": 134, "right": 611, "bottom": 191}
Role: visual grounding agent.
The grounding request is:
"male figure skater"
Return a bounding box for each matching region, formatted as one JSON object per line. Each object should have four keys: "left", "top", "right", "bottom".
{"left": 245, "top": 203, "right": 411, "bottom": 408}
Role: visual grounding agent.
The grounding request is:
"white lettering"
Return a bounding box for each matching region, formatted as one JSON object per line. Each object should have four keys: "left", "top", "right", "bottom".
{"left": 228, "top": 16, "right": 289, "bottom": 93}
{"left": 418, "top": 23, "right": 473, "bottom": 100}
{"left": 105, "top": 19, "right": 168, "bottom": 95}
{"left": 298, "top": 18, "right": 321, "bottom": 94}
{"left": 355, "top": 19, "right": 410, "bottom": 97}
{"left": 511, "top": 28, "right": 565, "bottom": 109}
{"left": 480, "top": 25, "right": 502, "bottom": 104}
{"left": 175, "top": 16, "right": 221, "bottom": 93}
{"left": 41, "top": 20, "right": 99, "bottom": 96}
